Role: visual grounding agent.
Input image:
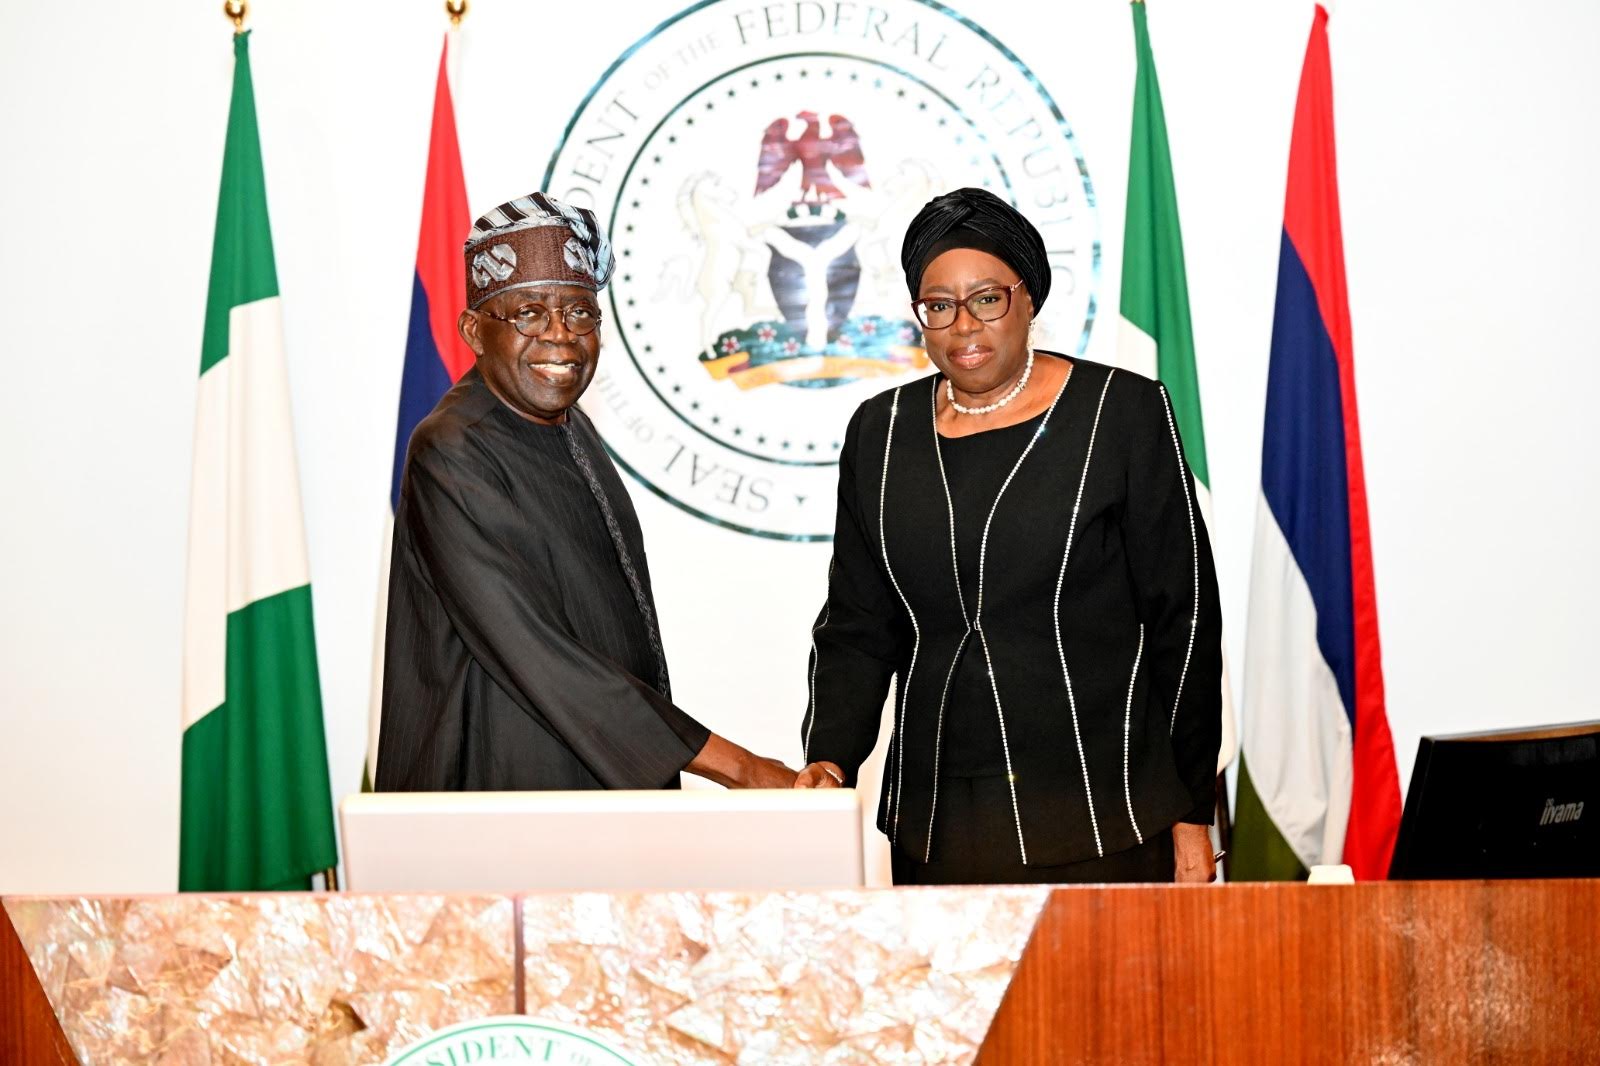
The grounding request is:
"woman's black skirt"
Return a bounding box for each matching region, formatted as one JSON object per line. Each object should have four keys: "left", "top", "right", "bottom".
{"left": 891, "top": 774, "right": 1177, "bottom": 885}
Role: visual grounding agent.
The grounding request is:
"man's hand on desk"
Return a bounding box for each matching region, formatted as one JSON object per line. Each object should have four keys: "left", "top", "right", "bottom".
{"left": 742, "top": 753, "right": 804, "bottom": 788}
{"left": 794, "top": 761, "right": 845, "bottom": 789}
{"left": 687, "top": 734, "right": 799, "bottom": 788}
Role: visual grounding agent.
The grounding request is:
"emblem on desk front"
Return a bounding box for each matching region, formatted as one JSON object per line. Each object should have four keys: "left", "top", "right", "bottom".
{"left": 545, "top": 0, "right": 1099, "bottom": 540}
{"left": 386, "top": 1017, "right": 640, "bottom": 1066}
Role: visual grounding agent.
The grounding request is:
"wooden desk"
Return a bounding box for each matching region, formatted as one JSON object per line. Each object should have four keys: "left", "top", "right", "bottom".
{"left": 5, "top": 881, "right": 1596, "bottom": 1064}
{"left": 980, "top": 879, "right": 1600, "bottom": 1064}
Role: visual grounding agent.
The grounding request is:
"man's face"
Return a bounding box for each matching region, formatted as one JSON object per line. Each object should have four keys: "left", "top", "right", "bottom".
{"left": 458, "top": 285, "right": 602, "bottom": 424}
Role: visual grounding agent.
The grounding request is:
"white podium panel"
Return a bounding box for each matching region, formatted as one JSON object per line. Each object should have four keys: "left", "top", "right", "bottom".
{"left": 340, "top": 789, "right": 863, "bottom": 892}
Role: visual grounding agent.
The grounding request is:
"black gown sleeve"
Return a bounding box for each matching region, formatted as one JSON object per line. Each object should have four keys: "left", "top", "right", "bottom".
{"left": 801, "top": 405, "right": 909, "bottom": 783}
{"left": 1122, "top": 379, "right": 1224, "bottom": 824}
{"left": 401, "top": 440, "right": 710, "bottom": 788}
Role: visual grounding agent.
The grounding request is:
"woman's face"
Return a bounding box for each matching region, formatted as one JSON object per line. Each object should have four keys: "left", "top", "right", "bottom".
{"left": 916, "top": 247, "right": 1034, "bottom": 398}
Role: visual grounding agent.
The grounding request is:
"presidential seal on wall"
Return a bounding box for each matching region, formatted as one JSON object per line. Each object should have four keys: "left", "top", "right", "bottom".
{"left": 546, "top": 0, "right": 1099, "bottom": 539}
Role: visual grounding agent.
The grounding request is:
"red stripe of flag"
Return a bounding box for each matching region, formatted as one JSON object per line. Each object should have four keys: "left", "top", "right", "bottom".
{"left": 416, "top": 35, "right": 472, "bottom": 380}
{"left": 1282, "top": 4, "right": 1401, "bottom": 879}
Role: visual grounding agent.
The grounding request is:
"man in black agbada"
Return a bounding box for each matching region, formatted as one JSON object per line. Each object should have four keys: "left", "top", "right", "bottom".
{"left": 376, "top": 192, "right": 833, "bottom": 794}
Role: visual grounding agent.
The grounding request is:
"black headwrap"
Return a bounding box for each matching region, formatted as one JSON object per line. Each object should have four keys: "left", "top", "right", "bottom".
{"left": 901, "top": 187, "right": 1051, "bottom": 315}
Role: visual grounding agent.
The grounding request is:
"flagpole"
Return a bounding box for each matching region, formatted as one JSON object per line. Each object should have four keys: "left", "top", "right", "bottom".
{"left": 446, "top": 1, "right": 466, "bottom": 99}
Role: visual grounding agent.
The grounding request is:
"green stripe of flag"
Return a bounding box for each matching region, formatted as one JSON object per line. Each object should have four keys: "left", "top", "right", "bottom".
{"left": 180, "top": 588, "right": 336, "bottom": 890}
{"left": 1232, "top": 756, "right": 1310, "bottom": 880}
{"left": 1121, "top": 1, "right": 1209, "bottom": 490}
{"left": 200, "top": 32, "right": 278, "bottom": 375}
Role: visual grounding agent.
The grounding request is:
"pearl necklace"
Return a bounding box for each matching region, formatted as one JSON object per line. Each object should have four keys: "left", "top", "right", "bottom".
{"left": 946, "top": 350, "right": 1034, "bottom": 416}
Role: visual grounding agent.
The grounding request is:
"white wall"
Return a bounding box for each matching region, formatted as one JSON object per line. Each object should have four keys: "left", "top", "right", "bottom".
{"left": 2, "top": 0, "right": 1596, "bottom": 892}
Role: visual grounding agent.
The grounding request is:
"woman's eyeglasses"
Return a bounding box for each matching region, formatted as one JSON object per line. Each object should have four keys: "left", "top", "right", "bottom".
{"left": 912, "top": 278, "right": 1025, "bottom": 330}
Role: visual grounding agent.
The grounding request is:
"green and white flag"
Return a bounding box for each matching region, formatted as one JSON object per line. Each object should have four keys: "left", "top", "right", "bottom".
{"left": 180, "top": 31, "right": 337, "bottom": 891}
{"left": 1117, "top": 1, "right": 1237, "bottom": 776}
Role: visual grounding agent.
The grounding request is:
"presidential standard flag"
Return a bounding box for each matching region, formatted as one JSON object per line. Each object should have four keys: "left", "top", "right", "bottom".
{"left": 1117, "top": 0, "right": 1237, "bottom": 776}
{"left": 1231, "top": 5, "right": 1401, "bottom": 881}
{"left": 366, "top": 33, "right": 473, "bottom": 785}
{"left": 180, "top": 30, "right": 337, "bottom": 891}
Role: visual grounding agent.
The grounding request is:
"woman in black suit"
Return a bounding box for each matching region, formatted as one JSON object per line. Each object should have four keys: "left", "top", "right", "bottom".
{"left": 797, "top": 188, "right": 1222, "bottom": 884}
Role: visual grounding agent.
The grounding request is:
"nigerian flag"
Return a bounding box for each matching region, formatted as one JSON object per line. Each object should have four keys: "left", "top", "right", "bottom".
{"left": 180, "top": 31, "right": 337, "bottom": 891}
{"left": 1118, "top": 1, "right": 1237, "bottom": 777}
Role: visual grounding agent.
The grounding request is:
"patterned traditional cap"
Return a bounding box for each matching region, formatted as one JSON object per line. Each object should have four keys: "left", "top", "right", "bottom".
{"left": 462, "top": 192, "right": 616, "bottom": 308}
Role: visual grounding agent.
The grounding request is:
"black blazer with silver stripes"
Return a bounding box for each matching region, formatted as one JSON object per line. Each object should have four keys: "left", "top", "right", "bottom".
{"left": 802, "top": 358, "right": 1222, "bottom": 867}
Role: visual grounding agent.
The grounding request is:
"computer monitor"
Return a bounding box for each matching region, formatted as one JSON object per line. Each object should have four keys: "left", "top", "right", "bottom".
{"left": 340, "top": 788, "right": 863, "bottom": 892}
{"left": 1388, "top": 720, "right": 1599, "bottom": 880}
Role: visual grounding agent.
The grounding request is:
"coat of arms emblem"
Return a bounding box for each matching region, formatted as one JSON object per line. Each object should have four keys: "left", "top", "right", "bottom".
{"left": 544, "top": 0, "right": 1098, "bottom": 539}
{"left": 686, "top": 108, "right": 931, "bottom": 390}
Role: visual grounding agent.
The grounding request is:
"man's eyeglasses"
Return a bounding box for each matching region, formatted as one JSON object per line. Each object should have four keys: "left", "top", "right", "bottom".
{"left": 478, "top": 300, "right": 603, "bottom": 337}
{"left": 912, "top": 278, "right": 1025, "bottom": 330}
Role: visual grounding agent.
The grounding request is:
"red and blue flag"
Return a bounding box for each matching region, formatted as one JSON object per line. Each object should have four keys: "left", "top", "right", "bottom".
{"left": 391, "top": 36, "right": 473, "bottom": 508}
{"left": 368, "top": 36, "right": 472, "bottom": 783}
{"left": 1234, "top": 5, "right": 1402, "bottom": 881}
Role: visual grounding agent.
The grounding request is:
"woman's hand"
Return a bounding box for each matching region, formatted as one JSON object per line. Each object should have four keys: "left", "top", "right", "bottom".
{"left": 1172, "top": 823, "right": 1218, "bottom": 883}
{"left": 794, "top": 761, "right": 845, "bottom": 788}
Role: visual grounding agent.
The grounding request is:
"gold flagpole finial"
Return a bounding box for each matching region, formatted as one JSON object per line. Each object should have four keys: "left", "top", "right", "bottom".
{"left": 446, "top": 0, "right": 468, "bottom": 25}
{"left": 223, "top": 0, "right": 247, "bottom": 34}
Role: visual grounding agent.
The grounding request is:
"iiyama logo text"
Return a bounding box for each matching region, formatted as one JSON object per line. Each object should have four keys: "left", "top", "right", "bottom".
{"left": 1540, "top": 798, "right": 1585, "bottom": 826}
